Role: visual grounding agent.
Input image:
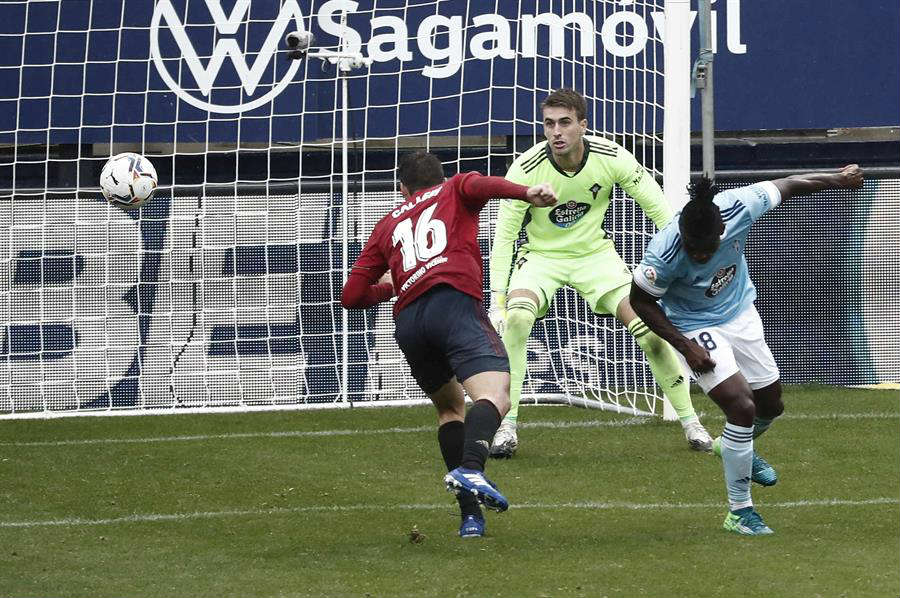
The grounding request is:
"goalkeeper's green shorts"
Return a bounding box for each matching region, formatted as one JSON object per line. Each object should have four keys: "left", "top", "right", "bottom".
{"left": 506, "top": 245, "right": 632, "bottom": 318}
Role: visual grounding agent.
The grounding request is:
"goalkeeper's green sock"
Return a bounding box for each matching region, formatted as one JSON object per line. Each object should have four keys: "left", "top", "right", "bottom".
{"left": 501, "top": 297, "right": 538, "bottom": 426}
{"left": 628, "top": 317, "right": 696, "bottom": 420}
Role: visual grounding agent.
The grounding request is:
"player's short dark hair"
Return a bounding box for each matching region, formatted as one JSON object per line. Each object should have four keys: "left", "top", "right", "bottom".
{"left": 397, "top": 151, "right": 444, "bottom": 194}
{"left": 679, "top": 176, "right": 721, "bottom": 241}
{"left": 541, "top": 88, "right": 587, "bottom": 121}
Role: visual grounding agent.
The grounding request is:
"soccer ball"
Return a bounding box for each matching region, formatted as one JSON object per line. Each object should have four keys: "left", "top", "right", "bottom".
{"left": 100, "top": 152, "right": 158, "bottom": 209}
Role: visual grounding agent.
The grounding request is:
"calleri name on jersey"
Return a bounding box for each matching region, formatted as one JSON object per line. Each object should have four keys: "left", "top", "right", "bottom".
{"left": 352, "top": 173, "right": 492, "bottom": 315}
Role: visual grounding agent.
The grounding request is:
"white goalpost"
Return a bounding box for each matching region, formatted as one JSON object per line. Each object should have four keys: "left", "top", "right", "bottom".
{"left": 0, "top": 0, "right": 690, "bottom": 418}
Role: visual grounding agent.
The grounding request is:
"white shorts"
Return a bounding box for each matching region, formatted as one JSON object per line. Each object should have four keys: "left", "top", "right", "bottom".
{"left": 676, "top": 304, "right": 780, "bottom": 393}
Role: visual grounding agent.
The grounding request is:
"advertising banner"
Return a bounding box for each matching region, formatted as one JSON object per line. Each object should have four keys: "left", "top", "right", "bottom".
{"left": 2, "top": 181, "right": 897, "bottom": 414}
{"left": 2, "top": 0, "right": 897, "bottom": 148}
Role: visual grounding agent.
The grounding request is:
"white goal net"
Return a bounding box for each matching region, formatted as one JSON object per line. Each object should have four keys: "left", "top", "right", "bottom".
{"left": 0, "top": 0, "right": 677, "bottom": 417}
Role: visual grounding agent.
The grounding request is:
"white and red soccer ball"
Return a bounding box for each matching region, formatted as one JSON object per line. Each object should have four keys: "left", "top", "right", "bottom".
{"left": 100, "top": 152, "right": 158, "bottom": 209}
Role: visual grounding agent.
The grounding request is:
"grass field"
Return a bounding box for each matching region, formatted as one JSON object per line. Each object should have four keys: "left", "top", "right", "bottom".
{"left": 1, "top": 385, "right": 897, "bottom": 598}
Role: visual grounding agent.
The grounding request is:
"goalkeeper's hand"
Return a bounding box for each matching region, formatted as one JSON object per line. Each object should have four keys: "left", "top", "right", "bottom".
{"left": 488, "top": 291, "right": 507, "bottom": 335}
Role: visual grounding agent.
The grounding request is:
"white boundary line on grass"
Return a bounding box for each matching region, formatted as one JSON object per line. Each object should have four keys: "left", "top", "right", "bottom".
{"left": 0, "top": 418, "right": 652, "bottom": 447}
{"left": 1, "top": 412, "right": 897, "bottom": 448}
{"left": 1, "top": 497, "right": 896, "bottom": 529}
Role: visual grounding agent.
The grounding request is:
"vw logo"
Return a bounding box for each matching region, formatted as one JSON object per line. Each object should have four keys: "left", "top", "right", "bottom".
{"left": 150, "top": 0, "right": 305, "bottom": 114}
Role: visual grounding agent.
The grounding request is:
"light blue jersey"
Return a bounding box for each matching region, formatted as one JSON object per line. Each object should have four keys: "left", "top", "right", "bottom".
{"left": 633, "top": 181, "right": 781, "bottom": 331}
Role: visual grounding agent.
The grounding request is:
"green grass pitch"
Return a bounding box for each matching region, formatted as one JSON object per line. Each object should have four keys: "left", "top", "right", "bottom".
{"left": 1, "top": 385, "right": 897, "bottom": 597}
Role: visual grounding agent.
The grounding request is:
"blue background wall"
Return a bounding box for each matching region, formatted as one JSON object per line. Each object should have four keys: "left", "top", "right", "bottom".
{"left": 2, "top": 0, "right": 897, "bottom": 148}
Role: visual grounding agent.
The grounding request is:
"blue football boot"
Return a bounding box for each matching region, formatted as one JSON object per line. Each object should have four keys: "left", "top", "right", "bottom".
{"left": 444, "top": 467, "right": 509, "bottom": 512}
{"left": 751, "top": 452, "right": 778, "bottom": 486}
{"left": 723, "top": 507, "right": 774, "bottom": 536}
{"left": 459, "top": 514, "right": 485, "bottom": 538}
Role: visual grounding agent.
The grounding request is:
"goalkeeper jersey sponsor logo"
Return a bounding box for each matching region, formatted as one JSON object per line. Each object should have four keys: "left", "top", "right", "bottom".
{"left": 706, "top": 264, "right": 738, "bottom": 297}
{"left": 549, "top": 201, "right": 591, "bottom": 228}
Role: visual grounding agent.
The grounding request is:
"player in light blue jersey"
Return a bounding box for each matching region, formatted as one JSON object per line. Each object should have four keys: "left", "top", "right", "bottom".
{"left": 630, "top": 165, "right": 864, "bottom": 535}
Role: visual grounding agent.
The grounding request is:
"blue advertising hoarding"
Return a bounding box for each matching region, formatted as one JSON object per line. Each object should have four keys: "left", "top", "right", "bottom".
{"left": 2, "top": 180, "right": 896, "bottom": 416}
{"left": 1, "top": 0, "right": 897, "bottom": 148}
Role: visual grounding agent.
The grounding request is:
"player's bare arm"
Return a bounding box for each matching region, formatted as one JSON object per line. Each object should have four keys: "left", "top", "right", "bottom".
{"left": 772, "top": 164, "right": 864, "bottom": 201}
{"left": 629, "top": 283, "right": 716, "bottom": 373}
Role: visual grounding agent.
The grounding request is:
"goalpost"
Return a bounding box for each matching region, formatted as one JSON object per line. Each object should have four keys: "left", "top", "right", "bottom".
{"left": 0, "top": 0, "right": 691, "bottom": 418}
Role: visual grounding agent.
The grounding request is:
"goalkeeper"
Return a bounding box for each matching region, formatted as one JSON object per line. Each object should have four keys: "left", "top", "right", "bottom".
{"left": 488, "top": 88, "right": 711, "bottom": 457}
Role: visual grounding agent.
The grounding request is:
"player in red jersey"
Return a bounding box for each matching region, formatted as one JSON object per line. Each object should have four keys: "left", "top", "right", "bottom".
{"left": 342, "top": 151, "right": 557, "bottom": 538}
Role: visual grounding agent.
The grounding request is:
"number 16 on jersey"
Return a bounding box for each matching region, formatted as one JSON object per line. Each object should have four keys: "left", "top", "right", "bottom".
{"left": 391, "top": 204, "right": 448, "bottom": 271}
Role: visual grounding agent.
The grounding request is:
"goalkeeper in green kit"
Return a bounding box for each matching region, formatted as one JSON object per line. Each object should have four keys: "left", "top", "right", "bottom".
{"left": 488, "top": 88, "right": 711, "bottom": 457}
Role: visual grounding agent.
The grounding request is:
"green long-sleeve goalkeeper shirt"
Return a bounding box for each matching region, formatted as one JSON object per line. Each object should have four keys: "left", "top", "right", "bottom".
{"left": 488, "top": 135, "right": 673, "bottom": 293}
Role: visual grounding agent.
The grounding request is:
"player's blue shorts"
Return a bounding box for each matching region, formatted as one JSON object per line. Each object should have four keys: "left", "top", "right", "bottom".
{"left": 394, "top": 284, "right": 509, "bottom": 394}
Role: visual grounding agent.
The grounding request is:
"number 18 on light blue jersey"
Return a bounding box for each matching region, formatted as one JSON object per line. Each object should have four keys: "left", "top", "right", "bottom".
{"left": 633, "top": 181, "right": 782, "bottom": 331}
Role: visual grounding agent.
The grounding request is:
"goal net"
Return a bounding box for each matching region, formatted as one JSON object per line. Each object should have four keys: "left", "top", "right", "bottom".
{"left": 0, "top": 0, "right": 675, "bottom": 417}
